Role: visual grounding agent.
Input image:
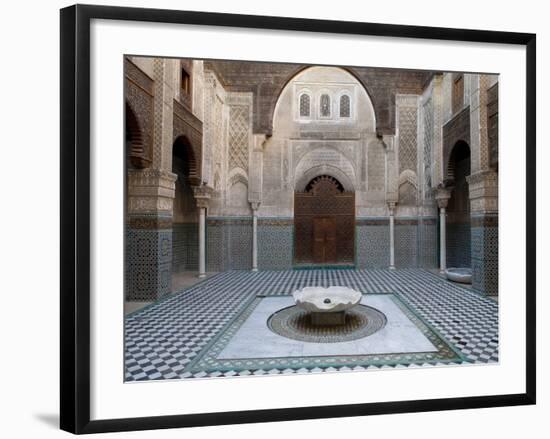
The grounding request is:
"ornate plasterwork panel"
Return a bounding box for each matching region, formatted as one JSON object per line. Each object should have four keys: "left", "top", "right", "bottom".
{"left": 227, "top": 93, "right": 253, "bottom": 181}
{"left": 398, "top": 169, "right": 418, "bottom": 206}
{"left": 396, "top": 94, "right": 419, "bottom": 174}
{"left": 293, "top": 146, "right": 357, "bottom": 191}
{"left": 467, "top": 170, "right": 498, "bottom": 214}
{"left": 127, "top": 169, "right": 177, "bottom": 215}
{"left": 422, "top": 95, "right": 434, "bottom": 198}
{"left": 367, "top": 139, "right": 386, "bottom": 192}
{"left": 228, "top": 105, "right": 249, "bottom": 171}
{"left": 202, "top": 70, "right": 226, "bottom": 187}
{"left": 487, "top": 81, "right": 499, "bottom": 171}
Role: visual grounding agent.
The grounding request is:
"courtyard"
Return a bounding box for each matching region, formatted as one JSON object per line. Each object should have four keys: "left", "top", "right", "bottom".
{"left": 124, "top": 58, "right": 499, "bottom": 382}
{"left": 125, "top": 268, "right": 498, "bottom": 381}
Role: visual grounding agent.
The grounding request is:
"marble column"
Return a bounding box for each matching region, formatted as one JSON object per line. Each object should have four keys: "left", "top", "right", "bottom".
{"left": 435, "top": 188, "right": 452, "bottom": 274}
{"left": 250, "top": 202, "right": 260, "bottom": 271}
{"left": 439, "top": 206, "right": 447, "bottom": 273}
{"left": 193, "top": 185, "right": 213, "bottom": 279}
{"left": 388, "top": 202, "right": 396, "bottom": 270}
{"left": 198, "top": 206, "right": 206, "bottom": 278}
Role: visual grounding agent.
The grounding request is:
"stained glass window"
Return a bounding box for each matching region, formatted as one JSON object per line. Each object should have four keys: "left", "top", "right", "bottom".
{"left": 320, "top": 94, "right": 331, "bottom": 117}
{"left": 299, "top": 93, "right": 310, "bottom": 117}
{"left": 340, "top": 94, "right": 350, "bottom": 117}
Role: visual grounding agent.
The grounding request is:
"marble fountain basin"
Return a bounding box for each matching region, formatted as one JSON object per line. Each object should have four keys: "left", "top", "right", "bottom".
{"left": 293, "top": 286, "right": 362, "bottom": 326}
{"left": 445, "top": 268, "right": 472, "bottom": 284}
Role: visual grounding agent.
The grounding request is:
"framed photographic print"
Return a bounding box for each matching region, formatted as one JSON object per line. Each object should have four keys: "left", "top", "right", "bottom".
{"left": 60, "top": 4, "right": 536, "bottom": 434}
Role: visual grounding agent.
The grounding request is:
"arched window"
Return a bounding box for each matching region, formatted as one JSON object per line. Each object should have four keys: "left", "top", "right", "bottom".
{"left": 299, "top": 93, "right": 310, "bottom": 117}
{"left": 339, "top": 94, "right": 351, "bottom": 118}
{"left": 320, "top": 94, "right": 331, "bottom": 117}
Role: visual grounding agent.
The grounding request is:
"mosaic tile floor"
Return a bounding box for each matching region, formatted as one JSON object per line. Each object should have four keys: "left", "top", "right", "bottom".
{"left": 125, "top": 269, "right": 499, "bottom": 381}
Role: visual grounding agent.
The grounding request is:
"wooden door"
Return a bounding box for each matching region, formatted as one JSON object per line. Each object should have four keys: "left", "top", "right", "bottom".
{"left": 324, "top": 217, "right": 337, "bottom": 262}
{"left": 312, "top": 217, "right": 338, "bottom": 263}
{"left": 313, "top": 217, "right": 325, "bottom": 263}
{"left": 294, "top": 175, "right": 354, "bottom": 265}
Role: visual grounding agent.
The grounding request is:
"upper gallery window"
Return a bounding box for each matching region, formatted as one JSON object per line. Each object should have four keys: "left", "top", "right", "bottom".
{"left": 452, "top": 73, "right": 464, "bottom": 114}
{"left": 320, "top": 94, "right": 331, "bottom": 117}
{"left": 299, "top": 93, "right": 311, "bottom": 117}
{"left": 339, "top": 94, "right": 351, "bottom": 118}
{"left": 181, "top": 68, "right": 191, "bottom": 95}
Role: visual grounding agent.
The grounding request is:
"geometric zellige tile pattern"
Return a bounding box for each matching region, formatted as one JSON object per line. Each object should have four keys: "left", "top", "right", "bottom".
{"left": 126, "top": 228, "right": 172, "bottom": 302}
{"left": 395, "top": 225, "right": 418, "bottom": 268}
{"left": 206, "top": 222, "right": 253, "bottom": 271}
{"left": 471, "top": 226, "right": 498, "bottom": 296}
{"left": 356, "top": 225, "right": 390, "bottom": 268}
{"left": 258, "top": 224, "right": 293, "bottom": 270}
{"left": 125, "top": 269, "right": 498, "bottom": 381}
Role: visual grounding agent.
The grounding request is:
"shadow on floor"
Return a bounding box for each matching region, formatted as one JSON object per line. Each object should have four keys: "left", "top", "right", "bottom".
{"left": 34, "top": 413, "right": 58, "bottom": 430}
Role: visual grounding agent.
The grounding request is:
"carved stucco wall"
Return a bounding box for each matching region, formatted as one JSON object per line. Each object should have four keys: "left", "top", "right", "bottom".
{"left": 202, "top": 70, "right": 228, "bottom": 206}
{"left": 262, "top": 66, "right": 382, "bottom": 218}
{"left": 396, "top": 94, "right": 419, "bottom": 209}
{"left": 124, "top": 58, "right": 497, "bottom": 287}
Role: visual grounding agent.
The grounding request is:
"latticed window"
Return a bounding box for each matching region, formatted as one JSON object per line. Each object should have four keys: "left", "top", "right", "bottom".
{"left": 340, "top": 94, "right": 350, "bottom": 117}
{"left": 299, "top": 93, "right": 310, "bottom": 117}
{"left": 452, "top": 74, "right": 464, "bottom": 114}
{"left": 320, "top": 94, "right": 331, "bottom": 117}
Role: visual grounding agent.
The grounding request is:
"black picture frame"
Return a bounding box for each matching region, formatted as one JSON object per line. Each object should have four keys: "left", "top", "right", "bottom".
{"left": 60, "top": 4, "right": 536, "bottom": 434}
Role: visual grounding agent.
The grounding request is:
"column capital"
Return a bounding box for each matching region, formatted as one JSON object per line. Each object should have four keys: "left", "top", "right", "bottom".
{"left": 434, "top": 187, "right": 452, "bottom": 209}
{"left": 192, "top": 184, "right": 213, "bottom": 209}
{"left": 250, "top": 201, "right": 261, "bottom": 212}
{"left": 387, "top": 201, "right": 397, "bottom": 212}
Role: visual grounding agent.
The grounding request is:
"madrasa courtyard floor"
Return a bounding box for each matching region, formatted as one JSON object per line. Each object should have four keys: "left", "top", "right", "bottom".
{"left": 124, "top": 268, "right": 499, "bottom": 381}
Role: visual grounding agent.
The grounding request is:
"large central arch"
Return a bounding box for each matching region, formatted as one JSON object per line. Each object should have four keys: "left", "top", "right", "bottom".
{"left": 294, "top": 175, "right": 355, "bottom": 265}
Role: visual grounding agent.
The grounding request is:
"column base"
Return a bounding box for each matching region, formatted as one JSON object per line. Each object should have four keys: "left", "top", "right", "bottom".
{"left": 251, "top": 268, "right": 258, "bottom": 272}
{"left": 389, "top": 266, "right": 396, "bottom": 270}
{"left": 198, "top": 273, "right": 206, "bottom": 278}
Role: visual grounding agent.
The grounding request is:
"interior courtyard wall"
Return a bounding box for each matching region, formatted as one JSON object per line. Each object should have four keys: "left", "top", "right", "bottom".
{"left": 125, "top": 57, "right": 180, "bottom": 300}
{"left": 123, "top": 58, "right": 499, "bottom": 297}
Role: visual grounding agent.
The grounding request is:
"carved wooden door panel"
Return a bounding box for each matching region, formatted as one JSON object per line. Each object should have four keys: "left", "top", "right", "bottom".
{"left": 313, "top": 217, "right": 325, "bottom": 263}
{"left": 324, "top": 217, "right": 337, "bottom": 262}
{"left": 312, "top": 217, "right": 337, "bottom": 263}
{"left": 294, "top": 175, "right": 354, "bottom": 265}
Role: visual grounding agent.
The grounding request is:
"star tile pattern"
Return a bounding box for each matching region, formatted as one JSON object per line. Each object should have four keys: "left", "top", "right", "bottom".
{"left": 125, "top": 269, "right": 498, "bottom": 381}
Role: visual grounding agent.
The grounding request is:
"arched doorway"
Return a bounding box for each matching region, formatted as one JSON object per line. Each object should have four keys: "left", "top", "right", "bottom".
{"left": 172, "top": 136, "right": 199, "bottom": 279}
{"left": 294, "top": 175, "right": 355, "bottom": 265}
{"left": 446, "top": 140, "right": 471, "bottom": 268}
{"left": 125, "top": 101, "right": 151, "bottom": 169}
